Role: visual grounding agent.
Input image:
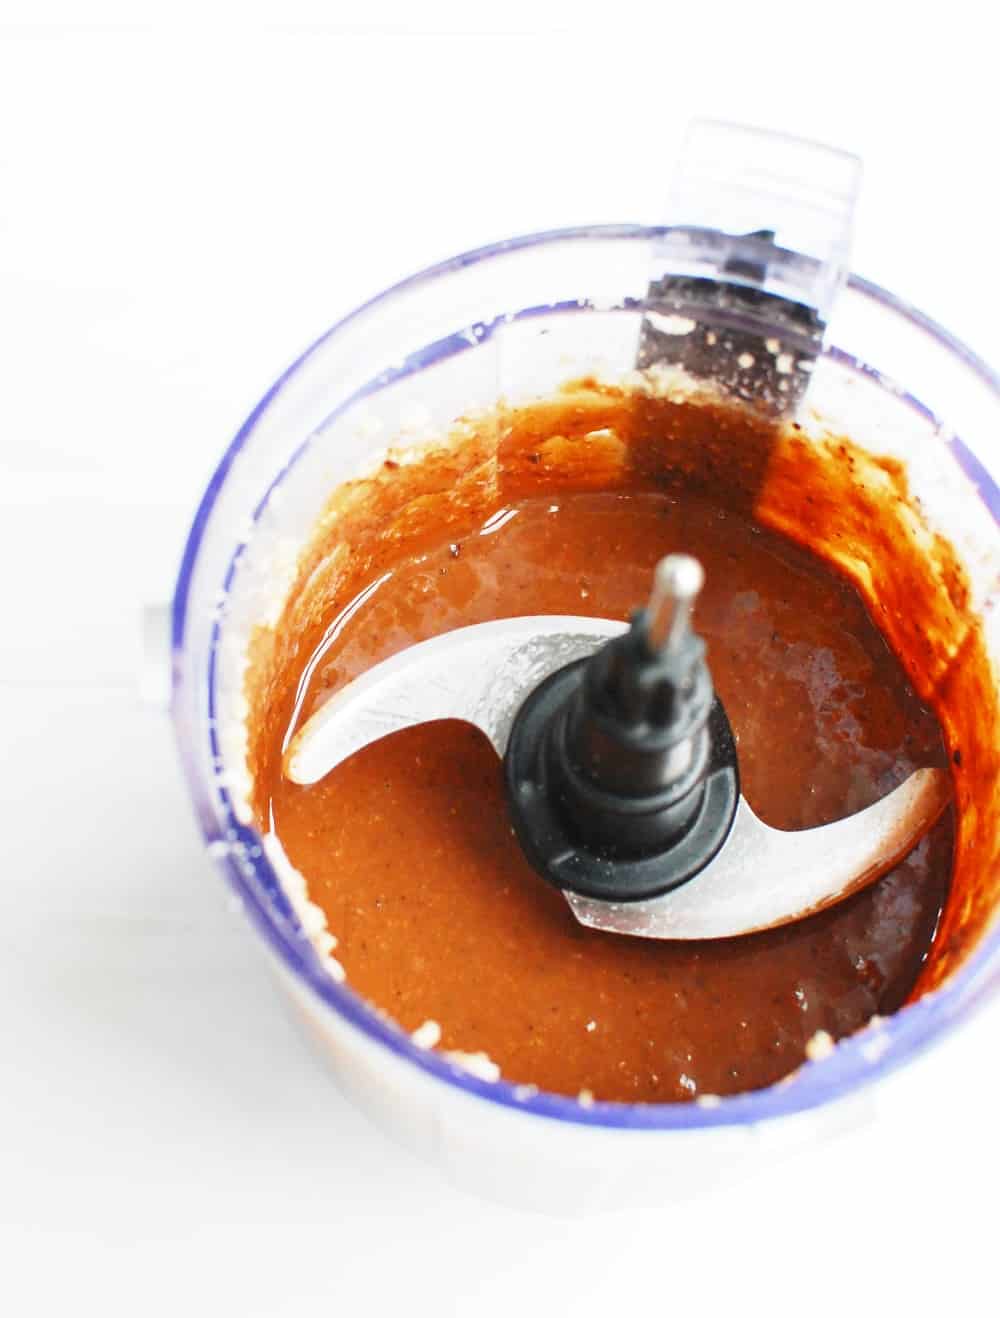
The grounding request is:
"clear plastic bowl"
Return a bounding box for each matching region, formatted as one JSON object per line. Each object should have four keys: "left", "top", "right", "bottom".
{"left": 171, "top": 226, "right": 1000, "bottom": 1210}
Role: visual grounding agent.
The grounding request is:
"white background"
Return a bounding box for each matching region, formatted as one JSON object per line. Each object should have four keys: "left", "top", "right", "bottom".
{"left": 2, "top": 4, "right": 998, "bottom": 1314}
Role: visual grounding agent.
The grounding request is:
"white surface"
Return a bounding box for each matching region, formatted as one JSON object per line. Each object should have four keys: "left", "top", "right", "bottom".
{"left": 2, "top": 6, "right": 998, "bottom": 1315}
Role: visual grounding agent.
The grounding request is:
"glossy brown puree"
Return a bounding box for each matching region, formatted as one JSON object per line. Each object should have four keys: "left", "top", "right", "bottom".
{"left": 248, "top": 382, "right": 998, "bottom": 1102}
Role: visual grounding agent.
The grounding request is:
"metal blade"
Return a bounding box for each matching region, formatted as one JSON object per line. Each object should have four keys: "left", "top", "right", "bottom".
{"left": 565, "top": 768, "right": 951, "bottom": 939}
{"left": 283, "top": 615, "right": 950, "bottom": 941}
{"left": 284, "top": 616, "right": 625, "bottom": 783}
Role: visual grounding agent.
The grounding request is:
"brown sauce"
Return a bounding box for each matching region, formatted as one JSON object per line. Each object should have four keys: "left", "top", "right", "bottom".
{"left": 247, "top": 381, "right": 998, "bottom": 1102}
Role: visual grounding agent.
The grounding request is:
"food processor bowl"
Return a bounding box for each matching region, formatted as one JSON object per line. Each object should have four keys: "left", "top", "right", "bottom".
{"left": 171, "top": 224, "right": 1000, "bottom": 1212}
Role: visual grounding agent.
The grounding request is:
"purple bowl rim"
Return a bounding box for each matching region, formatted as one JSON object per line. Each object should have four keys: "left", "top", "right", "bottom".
{"left": 171, "top": 222, "right": 1000, "bottom": 1131}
